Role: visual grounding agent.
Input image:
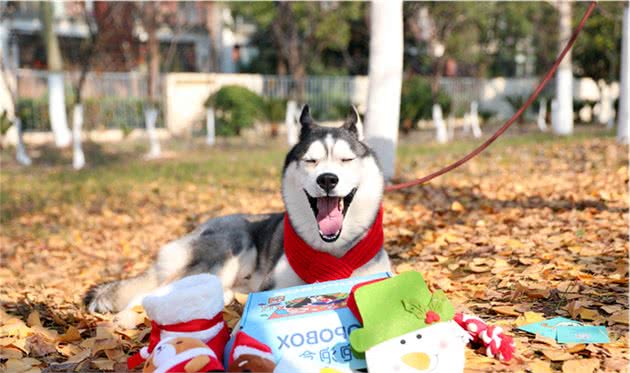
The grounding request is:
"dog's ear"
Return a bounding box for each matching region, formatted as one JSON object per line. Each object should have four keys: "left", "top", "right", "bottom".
{"left": 299, "top": 104, "right": 315, "bottom": 138}
{"left": 342, "top": 105, "right": 364, "bottom": 140}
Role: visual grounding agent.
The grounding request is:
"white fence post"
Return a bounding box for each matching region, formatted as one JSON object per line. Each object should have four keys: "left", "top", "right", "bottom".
{"left": 72, "top": 104, "right": 85, "bottom": 170}
{"left": 15, "top": 118, "right": 32, "bottom": 166}
{"left": 433, "top": 104, "right": 448, "bottom": 144}
{"left": 206, "top": 107, "right": 215, "bottom": 146}
{"left": 447, "top": 113, "right": 455, "bottom": 140}
{"left": 285, "top": 100, "right": 298, "bottom": 146}
{"left": 537, "top": 98, "right": 548, "bottom": 132}
{"left": 470, "top": 101, "right": 482, "bottom": 138}
{"left": 144, "top": 107, "right": 161, "bottom": 159}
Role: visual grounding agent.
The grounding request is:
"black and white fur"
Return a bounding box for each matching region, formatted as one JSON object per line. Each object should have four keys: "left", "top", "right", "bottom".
{"left": 85, "top": 105, "right": 391, "bottom": 317}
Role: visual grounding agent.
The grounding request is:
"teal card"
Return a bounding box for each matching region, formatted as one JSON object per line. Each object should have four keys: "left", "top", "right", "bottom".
{"left": 556, "top": 326, "right": 609, "bottom": 344}
{"left": 518, "top": 317, "right": 582, "bottom": 340}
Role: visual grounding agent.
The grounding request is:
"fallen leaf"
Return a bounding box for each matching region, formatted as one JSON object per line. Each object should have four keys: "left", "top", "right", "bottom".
{"left": 451, "top": 201, "right": 465, "bottom": 211}
{"left": 5, "top": 359, "right": 31, "bottom": 373}
{"left": 91, "top": 359, "right": 115, "bottom": 371}
{"left": 492, "top": 305, "right": 520, "bottom": 317}
{"left": 578, "top": 308, "right": 600, "bottom": 321}
{"left": 26, "top": 312, "right": 41, "bottom": 328}
{"left": 515, "top": 311, "right": 546, "bottom": 326}
{"left": 58, "top": 326, "right": 81, "bottom": 342}
{"left": 528, "top": 360, "right": 553, "bottom": 373}
{"left": 561, "top": 358, "right": 600, "bottom": 373}
{"left": 66, "top": 348, "right": 92, "bottom": 364}
{"left": 542, "top": 349, "right": 574, "bottom": 361}
{"left": 608, "top": 311, "right": 629, "bottom": 325}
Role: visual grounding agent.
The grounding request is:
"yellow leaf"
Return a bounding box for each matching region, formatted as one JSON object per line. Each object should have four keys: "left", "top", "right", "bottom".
{"left": 58, "top": 326, "right": 81, "bottom": 343}
{"left": 5, "top": 359, "right": 31, "bottom": 373}
{"left": 515, "top": 311, "right": 546, "bottom": 326}
{"left": 450, "top": 201, "right": 465, "bottom": 211}
{"left": 577, "top": 308, "right": 599, "bottom": 321}
{"left": 491, "top": 306, "right": 520, "bottom": 317}
{"left": 542, "top": 349, "right": 574, "bottom": 361}
{"left": 26, "top": 312, "right": 41, "bottom": 328}
{"left": 561, "top": 359, "right": 599, "bottom": 373}
{"left": 528, "top": 360, "right": 553, "bottom": 373}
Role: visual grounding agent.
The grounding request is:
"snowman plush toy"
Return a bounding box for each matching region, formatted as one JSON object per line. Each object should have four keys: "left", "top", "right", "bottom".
{"left": 348, "top": 271, "right": 472, "bottom": 373}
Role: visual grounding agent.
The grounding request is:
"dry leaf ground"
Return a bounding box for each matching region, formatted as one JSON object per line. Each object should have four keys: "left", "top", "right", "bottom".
{"left": 1, "top": 126, "right": 627, "bottom": 372}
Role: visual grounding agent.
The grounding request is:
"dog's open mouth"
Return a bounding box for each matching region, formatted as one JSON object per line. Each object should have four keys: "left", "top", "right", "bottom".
{"left": 305, "top": 188, "right": 357, "bottom": 242}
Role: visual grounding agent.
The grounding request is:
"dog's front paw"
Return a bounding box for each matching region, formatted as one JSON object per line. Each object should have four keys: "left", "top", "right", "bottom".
{"left": 83, "top": 282, "right": 117, "bottom": 314}
{"left": 223, "top": 289, "right": 234, "bottom": 305}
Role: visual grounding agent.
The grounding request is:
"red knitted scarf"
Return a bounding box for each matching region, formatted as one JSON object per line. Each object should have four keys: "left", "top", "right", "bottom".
{"left": 284, "top": 206, "right": 384, "bottom": 283}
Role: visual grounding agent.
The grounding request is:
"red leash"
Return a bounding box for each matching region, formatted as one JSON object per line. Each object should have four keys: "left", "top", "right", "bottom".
{"left": 385, "top": 1, "right": 597, "bottom": 193}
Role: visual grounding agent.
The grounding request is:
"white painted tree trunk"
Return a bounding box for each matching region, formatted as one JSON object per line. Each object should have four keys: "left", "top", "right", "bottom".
{"left": 285, "top": 100, "right": 298, "bottom": 146}
{"left": 462, "top": 111, "right": 471, "bottom": 134}
{"left": 48, "top": 72, "right": 72, "bottom": 147}
{"left": 553, "top": 1, "right": 573, "bottom": 135}
{"left": 617, "top": 4, "right": 629, "bottom": 144}
{"left": 433, "top": 104, "right": 448, "bottom": 144}
{"left": 206, "top": 107, "right": 215, "bottom": 146}
{"left": 364, "top": 0, "right": 403, "bottom": 181}
{"left": 15, "top": 118, "right": 32, "bottom": 166}
{"left": 72, "top": 104, "right": 85, "bottom": 170}
{"left": 470, "top": 101, "right": 482, "bottom": 138}
{"left": 144, "top": 107, "right": 161, "bottom": 159}
{"left": 447, "top": 113, "right": 455, "bottom": 140}
{"left": 598, "top": 82, "right": 614, "bottom": 127}
{"left": 537, "top": 98, "right": 548, "bottom": 131}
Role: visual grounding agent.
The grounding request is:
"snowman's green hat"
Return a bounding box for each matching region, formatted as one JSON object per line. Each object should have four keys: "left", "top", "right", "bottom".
{"left": 349, "top": 271, "right": 454, "bottom": 353}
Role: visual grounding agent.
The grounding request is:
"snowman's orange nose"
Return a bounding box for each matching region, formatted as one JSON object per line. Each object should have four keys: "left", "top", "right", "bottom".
{"left": 401, "top": 352, "right": 431, "bottom": 370}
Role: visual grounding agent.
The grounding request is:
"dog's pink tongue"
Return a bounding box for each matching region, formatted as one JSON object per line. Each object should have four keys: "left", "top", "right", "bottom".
{"left": 317, "top": 197, "right": 342, "bottom": 236}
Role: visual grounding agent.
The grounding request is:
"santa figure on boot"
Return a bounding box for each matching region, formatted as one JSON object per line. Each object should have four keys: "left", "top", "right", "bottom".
{"left": 128, "top": 274, "right": 229, "bottom": 371}
{"left": 227, "top": 331, "right": 276, "bottom": 372}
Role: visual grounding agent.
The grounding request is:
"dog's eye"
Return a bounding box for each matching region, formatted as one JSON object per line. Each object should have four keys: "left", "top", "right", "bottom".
{"left": 341, "top": 158, "right": 355, "bottom": 163}
{"left": 303, "top": 159, "right": 317, "bottom": 164}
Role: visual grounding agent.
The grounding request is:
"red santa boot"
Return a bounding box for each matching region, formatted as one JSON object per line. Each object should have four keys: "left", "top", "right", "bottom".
{"left": 227, "top": 332, "right": 276, "bottom": 372}
{"left": 128, "top": 274, "right": 229, "bottom": 370}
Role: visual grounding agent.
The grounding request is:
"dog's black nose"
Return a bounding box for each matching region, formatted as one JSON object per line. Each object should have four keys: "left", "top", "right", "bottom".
{"left": 317, "top": 173, "right": 339, "bottom": 192}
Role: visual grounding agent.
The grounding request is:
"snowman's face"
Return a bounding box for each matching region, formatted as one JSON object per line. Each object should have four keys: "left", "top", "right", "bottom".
{"left": 365, "top": 321, "right": 470, "bottom": 373}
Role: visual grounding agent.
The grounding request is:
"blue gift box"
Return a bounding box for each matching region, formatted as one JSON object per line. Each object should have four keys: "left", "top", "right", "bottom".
{"left": 225, "top": 272, "right": 391, "bottom": 371}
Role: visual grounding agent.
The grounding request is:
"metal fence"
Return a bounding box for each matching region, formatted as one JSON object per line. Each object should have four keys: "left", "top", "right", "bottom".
{"left": 16, "top": 69, "right": 164, "bottom": 131}
{"left": 15, "top": 69, "right": 487, "bottom": 132}
{"left": 262, "top": 75, "right": 357, "bottom": 120}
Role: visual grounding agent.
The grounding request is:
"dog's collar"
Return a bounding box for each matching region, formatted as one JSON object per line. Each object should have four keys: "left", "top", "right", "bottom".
{"left": 283, "top": 206, "right": 384, "bottom": 284}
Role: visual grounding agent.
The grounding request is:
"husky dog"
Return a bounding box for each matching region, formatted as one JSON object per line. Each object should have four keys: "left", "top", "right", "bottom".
{"left": 85, "top": 105, "right": 390, "bottom": 314}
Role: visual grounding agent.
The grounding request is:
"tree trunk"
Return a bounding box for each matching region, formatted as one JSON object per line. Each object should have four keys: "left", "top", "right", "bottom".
{"left": 206, "top": 107, "right": 215, "bottom": 145}
{"left": 144, "top": 107, "right": 161, "bottom": 159}
{"left": 144, "top": 3, "right": 159, "bottom": 101}
{"left": 285, "top": 100, "right": 299, "bottom": 146}
{"left": 15, "top": 117, "right": 32, "bottom": 166}
{"left": 72, "top": 104, "right": 85, "bottom": 169}
{"left": 618, "top": 4, "right": 629, "bottom": 144}
{"left": 40, "top": 2, "right": 71, "bottom": 147}
{"left": 364, "top": 0, "right": 404, "bottom": 181}
{"left": 205, "top": 3, "right": 222, "bottom": 72}
{"left": 552, "top": 1, "right": 573, "bottom": 135}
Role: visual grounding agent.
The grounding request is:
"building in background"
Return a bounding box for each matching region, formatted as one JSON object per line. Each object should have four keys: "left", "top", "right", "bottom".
{"left": 3, "top": 1, "right": 256, "bottom": 73}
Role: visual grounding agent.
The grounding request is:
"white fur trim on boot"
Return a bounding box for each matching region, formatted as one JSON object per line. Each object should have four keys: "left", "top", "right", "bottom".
{"left": 232, "top": 346, "right": 275, "bottom": 362}
{"left": 142, "top": 274, "right": 224, "bottom": 325}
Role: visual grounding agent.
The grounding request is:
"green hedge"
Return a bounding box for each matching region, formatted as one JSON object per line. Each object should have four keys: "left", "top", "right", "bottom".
{"left": 400, "top": 76, "right": 452, "bottom": 131}
{"left": 205, "top": 86, "right": 268, "bottom": 136}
